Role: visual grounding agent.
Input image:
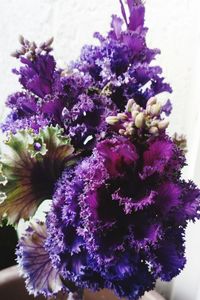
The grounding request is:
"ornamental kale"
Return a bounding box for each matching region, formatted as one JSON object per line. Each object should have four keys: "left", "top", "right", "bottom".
{"left": 0, "top": 1, "right": 199, "bottom": 300}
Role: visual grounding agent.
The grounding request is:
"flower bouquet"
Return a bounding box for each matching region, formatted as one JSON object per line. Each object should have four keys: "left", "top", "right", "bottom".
{"left": 0, "top": 1, "right": 199, "bottom": 299}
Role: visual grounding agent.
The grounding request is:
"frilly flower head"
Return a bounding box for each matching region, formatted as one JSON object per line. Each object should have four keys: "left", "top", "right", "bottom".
{"left": 45, "top": 135, "right": 200, "bottom": 299}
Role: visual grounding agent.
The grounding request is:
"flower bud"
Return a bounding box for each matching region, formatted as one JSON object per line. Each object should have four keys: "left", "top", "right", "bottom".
{"left": 18, "top": 35, "right": 25, "bottom": 45}
{"left": 126, "top": 128, "right": 134, "bottom": 135}
{"left": 135, "top": 112, "right": 145, "bottom": 128}
{"left": 131, "top": 110, "right": 138, "bottom": 120}
{"left": 119, "top": 129, "right": 126, "bottom": 135}
{"left": 117, "top": 113, "right": 128, "bottom": 120}
{"left": 126, "top": 99, "right": 135, "bottom": 112}
{"left": 149, "top": 126, "right": 159, "bottom": 135}
{"left": 158, "top": 120, "right": 169, "bottom": 130}
{"left": 106, "top": 116, "right": 119, "bottom": 125}
{"left": 147, "top": 97, "right": 157, "bottom": 106}
{"left": 150, "top": 103, "right": 161, "bottom": 116}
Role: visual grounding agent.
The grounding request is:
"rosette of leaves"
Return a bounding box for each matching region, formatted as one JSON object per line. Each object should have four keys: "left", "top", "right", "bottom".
{"left": 0, "top": 125, "right": 74, "bottom": 225}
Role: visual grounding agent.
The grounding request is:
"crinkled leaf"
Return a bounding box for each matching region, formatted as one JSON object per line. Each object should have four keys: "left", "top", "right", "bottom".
{"left": 0, "top": 126, "right": 74, "bottom": 224}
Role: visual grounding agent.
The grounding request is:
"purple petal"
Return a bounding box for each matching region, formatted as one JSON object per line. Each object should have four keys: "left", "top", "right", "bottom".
{"left": 112, "top": 189, "right": 157, "bottom": 214}
{"left": 122, "top": 32, "right": 144, "bottom": 54}
{"left": 16, "top": 220, "right": 66, "bottom": 297}
{"left": 155, "top": 182, "right": 181, "bottom": 214}
{"left": 141, "top": 139, "right": 174, "bottom": 179}
{"left": 151, "top": 228, "right": 186, "bottom": 281}
{"left": 15, "top": 54, "right": 56, "bottom": 98}
{"left": 128, "top": 4, "right": 145, "bottom": 31}
{"left": 96, "top": 136, "right": 138, "bottom": 178}
{"left": 177, "top": 181, "right": 200, "bottom": 222}
{"left": 162, "top": 99, "right": 172, "bottom": 116}
{"left": 111, "top": 15, "right": 123, "bottom": 39}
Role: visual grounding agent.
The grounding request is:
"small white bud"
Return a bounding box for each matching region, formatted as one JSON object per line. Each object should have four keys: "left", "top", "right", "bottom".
{"left": 106, "top": 116, "right": 119, "bottom": 125}
{"left": 26, "top": 51, "right": 33, "bottom": 60}
{"left": 39, "top": 42, "right": 46, "bottom": 49}
{"left": 126, "top": 99, "right": 135, "bottom": 112}
{"left": 126, "top": 128, "right": 134, "bottom": 135}
{"left": 149, "top": 126, "right": 159, "bottom": 135}
{"left": 20, "top": 46, "right": 27, "bottom": 54}
{"left": 18, "top": 35, "right": 25, "bottom": 45}
{"left": 117, "top": 113, "right": 128, "bottom": 120}
{"left": 123, "top": 122, "right": 130, "bottom": 128}
{"left": 135, "top": 112, "right": 145, "bottom": 128}
{"left": 119, "top": 129, "right": 126, "bottom": 135}
{"left": 45, "top": 37, "right": 54, "bottom": 47}
{"left": 132, "top": 103, "right": 140, "bottom": 112}
{"left": 11, "top": 51, "right": 19, "bottom": 58}
{"left": 150, "top": 103, "right": 161, "bottom": 116}
{"left": 131, "top": 110, "right": 139, "bottom": 120}
{"left": 147, "top": 97, "right": 157, "bottom": 106}
{"left": 30, "top": 42, "right": 36, "bottom": 51}
{"left": 150, "top": 120, "right": 159, "bottom": 127}
{"left": 158, "top": 120, "right": 169, "bottom": 130}
{"left": 36, "top": 48, "right": 42, "bottom": 55}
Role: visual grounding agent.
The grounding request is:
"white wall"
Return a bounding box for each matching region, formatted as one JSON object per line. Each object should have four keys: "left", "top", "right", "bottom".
{"left": 0, "top": 1, "right": 200, "bottom": 299}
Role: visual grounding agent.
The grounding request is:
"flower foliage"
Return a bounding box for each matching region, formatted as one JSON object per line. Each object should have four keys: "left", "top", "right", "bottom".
{"left": 0, "top": 126, "right": 74, "bottom": 224}
{"left": 0, "top": 1, "right": 199, "bottom": 300}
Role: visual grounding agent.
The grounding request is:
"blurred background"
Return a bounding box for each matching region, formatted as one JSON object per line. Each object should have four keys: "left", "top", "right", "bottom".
{"left": 0, "top": 1, "right": 200, "bottom": 299}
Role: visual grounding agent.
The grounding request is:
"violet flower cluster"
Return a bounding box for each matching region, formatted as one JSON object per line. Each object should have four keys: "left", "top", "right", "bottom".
{"left": 0, "top": 1, "right": 199, "bottom": 300}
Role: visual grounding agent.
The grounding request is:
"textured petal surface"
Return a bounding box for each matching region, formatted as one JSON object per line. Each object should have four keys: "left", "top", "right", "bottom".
{"left": 0, "top": 126, "right": 74, "bottom": 224}
{"left": 16, "top": 220, "right": 66, "bottom": 297}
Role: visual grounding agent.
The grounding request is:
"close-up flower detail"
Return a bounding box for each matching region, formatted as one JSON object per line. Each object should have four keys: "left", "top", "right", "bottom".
{"left": 106, "top": 97, "right": 170, "bottom": 138}
{"left": 0, "top": 0, "right": 200, "bottom": 300}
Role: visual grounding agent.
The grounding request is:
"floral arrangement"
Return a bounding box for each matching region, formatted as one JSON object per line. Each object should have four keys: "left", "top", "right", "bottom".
{"left": 0, "top": 1, "right": 199, "bottom": 299}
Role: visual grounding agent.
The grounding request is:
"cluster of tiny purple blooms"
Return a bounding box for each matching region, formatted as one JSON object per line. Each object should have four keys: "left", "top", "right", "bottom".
{"left": 0, "top": 1, "right": 199, "bottom": 299}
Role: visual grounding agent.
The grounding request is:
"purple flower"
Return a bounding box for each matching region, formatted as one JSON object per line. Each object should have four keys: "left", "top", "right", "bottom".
{"left": 6, "top": 92, "right": 37, "bottom": 116}
{"left": 74, "top": 0, "right": 172, "bottom": 110}
{"left": 13, "top": 54, "right": 56, "bottom": 98}
{"left": 45, "top": 135, "right": 200, "bottom": 299}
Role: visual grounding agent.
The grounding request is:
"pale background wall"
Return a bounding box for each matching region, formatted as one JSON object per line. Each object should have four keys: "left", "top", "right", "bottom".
{"left": 0, "top": 1, "right": 200, "bottom": 299}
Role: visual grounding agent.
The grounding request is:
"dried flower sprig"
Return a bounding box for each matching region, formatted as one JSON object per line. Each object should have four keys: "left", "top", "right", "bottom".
{"left": 11, "top": 35, "right": 54, "bottom": 60}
